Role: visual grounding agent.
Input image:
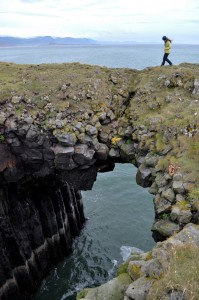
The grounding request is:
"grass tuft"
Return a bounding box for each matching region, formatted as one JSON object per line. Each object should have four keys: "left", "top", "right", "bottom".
{"left": 147, "top": 244, "right": 199, "bottom": 300}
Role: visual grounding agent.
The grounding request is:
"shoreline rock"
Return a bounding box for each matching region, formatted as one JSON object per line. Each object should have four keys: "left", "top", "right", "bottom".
{"left": 0, "top": 62, "right": 198, "bottom": 299}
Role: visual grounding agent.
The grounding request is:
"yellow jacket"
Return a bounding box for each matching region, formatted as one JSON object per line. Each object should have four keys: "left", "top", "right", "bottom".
{"left": 164, "top": 40, "right": 171, "bottom": 54}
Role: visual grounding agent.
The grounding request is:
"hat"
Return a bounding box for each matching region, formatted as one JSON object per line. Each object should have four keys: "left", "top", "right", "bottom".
{"left": 162, "top": 36, "right": 167, "bottom": 41}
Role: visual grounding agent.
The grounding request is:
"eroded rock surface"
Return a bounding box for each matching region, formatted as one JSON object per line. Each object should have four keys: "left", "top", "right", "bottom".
{"left": 0, "top": 62, "right": 198, "bottom": 299}
{"left": 78, "top": 224, "right": 199, "bottom": 300}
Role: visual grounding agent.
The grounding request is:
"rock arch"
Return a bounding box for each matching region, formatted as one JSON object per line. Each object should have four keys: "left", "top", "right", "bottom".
{"left": 0, "top": 62, "right": 198, "bottom": 299}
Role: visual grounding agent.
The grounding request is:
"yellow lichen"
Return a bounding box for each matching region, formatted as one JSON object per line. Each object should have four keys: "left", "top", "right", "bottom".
{"left": 111, "top": 136, "right": 122, "bottom": 145}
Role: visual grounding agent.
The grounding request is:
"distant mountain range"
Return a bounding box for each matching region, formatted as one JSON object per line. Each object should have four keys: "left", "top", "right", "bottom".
{"left": 0, "top": 36, "right": 98, "bottom": 47}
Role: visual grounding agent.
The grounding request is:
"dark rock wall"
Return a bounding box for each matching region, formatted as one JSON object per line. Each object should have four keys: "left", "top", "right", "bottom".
{"left": 0, "top": 63, "right": 198, "bottom": 299}
{"left": 0, "top": 178, "right": 85, "bottom": 300}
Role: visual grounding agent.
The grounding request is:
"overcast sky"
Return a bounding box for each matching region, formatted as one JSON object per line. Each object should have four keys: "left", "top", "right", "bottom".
{"left": 0, "top": 0, "right": 199, "bottom": 43}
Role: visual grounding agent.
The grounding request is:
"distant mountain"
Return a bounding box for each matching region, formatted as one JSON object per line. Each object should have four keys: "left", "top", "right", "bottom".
{"left": 0, "top": 36, "right": 98, "bottom": 47}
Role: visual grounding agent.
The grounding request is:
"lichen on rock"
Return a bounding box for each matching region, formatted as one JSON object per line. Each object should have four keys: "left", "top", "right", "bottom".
{"left": 0, "top": 62, "right": 198, "bottom": 300}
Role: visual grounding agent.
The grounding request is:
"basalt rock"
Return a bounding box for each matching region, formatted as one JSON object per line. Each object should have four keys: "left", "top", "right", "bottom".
{"left": 0, "top": 178, "right": 85, "bottom": 299}
{"left": 78, "top": 224, "right": 199, "bottom": 300}
{"left": 0, "top": 62, "right": 198, "bottom": 299}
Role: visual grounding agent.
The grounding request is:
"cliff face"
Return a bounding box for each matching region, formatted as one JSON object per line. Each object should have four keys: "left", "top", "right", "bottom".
{"left": 0, "top": 178, "right": 86, "bottom": 299}
{"left": 77, "top": 223, "right": 199, "bottom": 300}
{"left": 0, "top": 62, "right": 198, "bottom": 299}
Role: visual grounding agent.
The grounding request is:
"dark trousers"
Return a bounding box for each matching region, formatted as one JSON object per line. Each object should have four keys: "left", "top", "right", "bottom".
{"left": 161, "top": 53, "right": 172, "bottom": 65}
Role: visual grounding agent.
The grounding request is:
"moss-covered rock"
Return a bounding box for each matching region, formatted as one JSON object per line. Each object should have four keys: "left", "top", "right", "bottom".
{"left": 0, "top": 61, "right": 199, "bottom": 300}
{"left": 151, "top": 219, "right": 180, "bottom": 239}
{"left": 76, "top": 273, "right": 131, "bottom": 300}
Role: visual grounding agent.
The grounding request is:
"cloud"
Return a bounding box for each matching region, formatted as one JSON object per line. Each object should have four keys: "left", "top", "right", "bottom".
{"left": 183, "top": 19, "right": 199, "bottom": 23}
{"left": 0, "top": 0, "right": 198, "bottom": 43}
{"left": 20, "top": 0, "right": 43, "bottom": 2}
{"left": 0, "top": 10, "right": 58, "bottom": 17}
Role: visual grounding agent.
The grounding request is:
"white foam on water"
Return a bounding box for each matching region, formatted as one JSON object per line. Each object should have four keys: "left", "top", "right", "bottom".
{"left": 60, "top": 281, "right": 95, "bottom": 300}
{"left": 108, "top": 259, "right": 118, "bottom": 278}
{"left": 53, "top": 268, "right": 59, "bottom": 280}
{"left": 120, "top": 245, "right": 144, "bottom": 261}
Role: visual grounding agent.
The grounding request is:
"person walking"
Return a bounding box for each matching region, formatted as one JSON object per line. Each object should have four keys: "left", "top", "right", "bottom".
{"left": 161, "top": 36, "right": 173, "bottom": 66}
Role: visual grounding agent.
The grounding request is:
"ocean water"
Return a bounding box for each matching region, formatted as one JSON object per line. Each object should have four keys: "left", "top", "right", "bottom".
{"left": 35, "top": 164, "right": 155, "bottom": 300}
{"left": 1, "top": 44, "right": 198, "bottom": 300}
{"left": 0, "top": 44, "right": 199, "bottom": 69}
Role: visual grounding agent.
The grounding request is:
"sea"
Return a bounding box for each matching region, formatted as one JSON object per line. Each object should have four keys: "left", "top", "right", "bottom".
{"left": 0, "top": 44, "right": 199, "bottom": 69}
{"left": 0, "top": 44, "right": 198, "bottom": 300}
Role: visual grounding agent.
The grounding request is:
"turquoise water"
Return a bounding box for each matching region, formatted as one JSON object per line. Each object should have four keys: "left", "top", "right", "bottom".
{"left": 35, "top": 164, "right": 155, "bottom": 300}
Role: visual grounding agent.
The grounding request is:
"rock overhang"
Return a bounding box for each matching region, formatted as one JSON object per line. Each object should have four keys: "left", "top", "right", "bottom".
{"left": 0, "top": 61, "right": 199, "bottom": 236}
{"left": 0, "top": 61, "right": 199, "bottom": 300}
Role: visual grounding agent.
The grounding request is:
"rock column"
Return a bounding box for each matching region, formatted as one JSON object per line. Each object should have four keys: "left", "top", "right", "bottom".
{"left": 0, "top": 178, "right": 85, "bottom": 299}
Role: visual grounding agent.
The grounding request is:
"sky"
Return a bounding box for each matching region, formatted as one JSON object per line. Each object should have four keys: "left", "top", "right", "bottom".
{"left": 0, "top": 0, "right": 199, "bottom": 44}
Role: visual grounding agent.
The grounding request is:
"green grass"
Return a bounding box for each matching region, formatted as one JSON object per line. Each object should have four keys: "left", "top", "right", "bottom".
{"left": 0, "top": 134, "right": 5, "bottom": 143}
{"left": 0, "top": 61, "right": 198, "bottom": 191}
{"left": 189, "top": 188, "right": 199, "bottom": 201}
{"left": 147, "top": 244, "right": 199, "bottom": 300}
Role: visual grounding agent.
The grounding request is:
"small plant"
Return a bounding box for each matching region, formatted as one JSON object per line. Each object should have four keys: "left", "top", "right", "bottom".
{"left": 156, "top": 157, "right": 169, "bottom": 171}
{"left": 189, "top": 188, "right": 199, "bottom": 200}
{"left": 145, "top": 251, "right": 153, "bottom": 261}
{"left": 193, "top": 143, "right": 199, "bottom": 150}
{"left": 126, "top": 139, "right": 132, "bottom": 144}
{"left": 177, "top": 199, "right": 190, "bottom": 210}
{"left": 147, "top": 244, "right": 199, "bottom": 300}
{"left": 117, "top": 261, "right": 129, "bottom": 276}
{"left": 162, "top": 212, "right": 169, "bottom": 220}
{"left": 0, "top": 134, "right": 5, "bottom": 143}
{"left": 150, "top": 150, "right": 158, "bottom": 156}
{"left": 131, "top": 159, "right": 136, "bottom": 165}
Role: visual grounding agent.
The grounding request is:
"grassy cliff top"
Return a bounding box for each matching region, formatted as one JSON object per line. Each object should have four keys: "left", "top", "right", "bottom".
{"left": 0, "top": 61, "right": 198, "bottom": 188}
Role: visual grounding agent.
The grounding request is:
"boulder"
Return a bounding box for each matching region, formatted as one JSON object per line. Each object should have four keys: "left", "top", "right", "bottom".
{"left": 155, "top": 173, "right": 168, "bottom": 188}
{"left": 51, "top": 144, "right": 76, "bottom": 170}
{"left": 77, "top": 133, "right": 100, "bottom": 151}
{"left": 95, "top": 143, "right": 109, "bottom": 161}
{"left": 151, "top": 220, "right": 180, "bottom": 240}
{"left": 51, "top": 145, "right": 74, "bottom": 156}
{"left": 149, "top": 182, "right": 158, "bottom": 195}
{"left": 73, "top": 144, "right": 95, "bottom": 165}
{"left": 172, "top": 181, "right": 185, "bottom": 193}
{"left": 0, "top": 112, "right": 6, "bottom": 124}
{"left": 170, "top": 206, "right": 192, "bottom": 224}
{"left": 109, "top": 148, "right": 120, "bottom": 158}
{"left": 144, "top": 154, "right": 158, "bottom": 167}
{"left": 177, "top": 209, "right": 192, "bottom": 224}
{"left": 77, "top": 273, "right": 131, "bottom": 300}
{"left": 170, "top": 206, "right": 181, "bottom": 222}
{"left": 125, "top": 277, "right": 154, "bottom": 300}
{"left": 54, "top": 155, "right": 77, "bottom": 170}
{"left": 85, "top": 124, "right": 98, "bottom": 136}
{"left": 74, "top": 122, "right": 85, "bottom": 133}
{"left": 161, "top": 188, "right": 175, "bottom": 203}
{"left": 166, "top": 223, "right": 199, "bottom": 246}
{"left": 128, "top": 260, "right": 146, "bottom": 281}
{"left": 98, "top": 131, "right": 109, "bottom": 143}
{"left": 142, "top": 258, "right": 164, "bottom": 279}
{"left": 192, "top": 78, "right": 199, "bottom": 95}
{"left": 55, "top": 133, "right": 77, "bottom": 147}
{"left": 135, "top": 155, "right": 145, "bottom": 167}
{"left": 120, "top": 143, "right": 135, "bottom": 162}
{"left": 136, "top": 164, "right": 152, "bottom": 187}
{"left": 154, "top": 195, "right": 172, "bottom": 214}
{"left": 11, "top": 95, "right": 22, "bottom": 104}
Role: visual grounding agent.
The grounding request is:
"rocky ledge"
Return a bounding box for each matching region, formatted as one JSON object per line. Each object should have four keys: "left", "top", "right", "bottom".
{"left": 77, "top": 223, "right": 199, "bottom": 300}
{"left": 0, "top": 62, "right": 198, "bottom": 299}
